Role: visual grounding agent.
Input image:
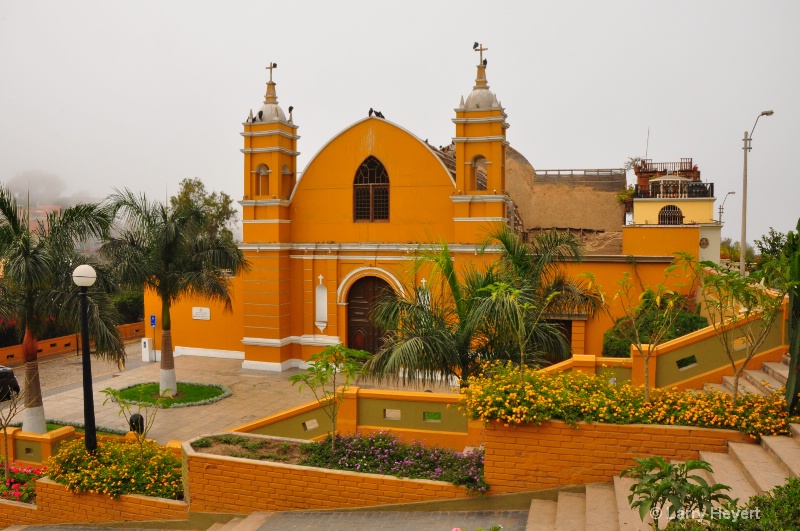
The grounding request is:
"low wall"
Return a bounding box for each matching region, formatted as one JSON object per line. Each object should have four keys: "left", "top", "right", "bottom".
{"left": 183, "top": 439, "right": 469, "bottom": 513}
{"left": 0, "top": 427, "right": 76, "bottom": 467}
{"left": 484, "top": 420, "right": 752, "bottom": 494}
{"left": 0, "top": 322, "right": 145, "bottom": 366}
{"left": 234, "top": 386, "right": 483, "bottom": 451}
{"left": 0, "top": 478, "right": 187, "bottom": 527}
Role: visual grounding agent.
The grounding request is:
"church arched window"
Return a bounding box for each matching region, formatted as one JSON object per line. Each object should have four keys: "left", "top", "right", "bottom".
{"left": 658, "top": 205, "right": 683, "bottom": 225}
{"left": 354, "top": 156, "right": 389, "bottom": 221}
{"left": 255, "top": 164, "right": 270, "bottom": 196}
{"left": 470, "top": 156, "right": 487, "bottom": 191}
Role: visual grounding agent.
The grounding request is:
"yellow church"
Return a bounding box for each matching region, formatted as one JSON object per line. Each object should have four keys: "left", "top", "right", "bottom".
{"left": 145, "top": 46, "right": 721, "bottom": 372}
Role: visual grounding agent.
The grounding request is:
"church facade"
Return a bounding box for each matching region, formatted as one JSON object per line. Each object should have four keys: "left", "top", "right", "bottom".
{"left": 145, "top": 47, "right": 720, "bottom": 370}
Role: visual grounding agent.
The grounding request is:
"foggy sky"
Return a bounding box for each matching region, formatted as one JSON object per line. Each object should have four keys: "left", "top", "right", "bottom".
{"left": 1, "top": 1, "right": 798, "bottom": 245}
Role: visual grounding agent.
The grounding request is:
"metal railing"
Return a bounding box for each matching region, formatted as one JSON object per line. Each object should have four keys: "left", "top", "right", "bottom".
{"left": 635, "top": 181, "right": 713, "bottom": 199}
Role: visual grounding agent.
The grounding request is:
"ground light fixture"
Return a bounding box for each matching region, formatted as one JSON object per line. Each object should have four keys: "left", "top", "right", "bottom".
{"left": 72, "top": 264, "right": 98, "bottom": 452}
{"left": 740, "top": 110, "right": 774, "bottom": 275}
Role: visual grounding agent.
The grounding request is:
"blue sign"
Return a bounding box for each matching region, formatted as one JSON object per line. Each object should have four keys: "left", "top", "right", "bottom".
{"left": 150, "top": 315, "right": 156, "bottom": 327}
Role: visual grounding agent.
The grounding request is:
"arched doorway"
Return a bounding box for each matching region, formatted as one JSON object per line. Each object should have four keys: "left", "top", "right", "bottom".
{"left": 347, "top": 276, "right": 391, "bottom": 354}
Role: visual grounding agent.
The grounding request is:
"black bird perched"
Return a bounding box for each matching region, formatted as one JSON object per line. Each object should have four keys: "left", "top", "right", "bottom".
{"left": 375, "top": 110, "right": 384, "bottom": 119}
{"left": 483, "top": 58, "right": 487, "bottom": 66}
{"left": 272, "top": 62, "right": 277, "bottom": 68}
{"left": 473, "top": 42, "right": 479, "bottom": 50}
{"left": 288, "top": 106, "right": 294, "bottom": 113}
{"left": 258, "top": 110, "right": 263, "bottom": 121}
{"left": 369, "top": 107, "right": 374, "bottom": 117}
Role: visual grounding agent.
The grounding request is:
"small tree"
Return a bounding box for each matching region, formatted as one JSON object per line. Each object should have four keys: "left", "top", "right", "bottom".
{"left": 288, "top": 345, "right": 369, "bottom": 451}
{"left": 589, "top": 268, "right": 682, "bottom": 400}
{"left": 622, "top": 456, "right": 733, "bottom": 530}
{"left": 101, "top": 387, "right": 166, "bottom": 458}
{"left": 0, "top": 376, "right": 29, "bottom": 483}
{"left": 681, "top": 255, "right": 789, "bottom": 405}
{"left": 783, "top": 220, "right": 800, "bottom": 415}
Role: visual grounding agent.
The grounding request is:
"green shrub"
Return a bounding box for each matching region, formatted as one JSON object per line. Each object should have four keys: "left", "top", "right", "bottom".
{"left": 603, "top": 296, "right": 708, "bottom": 357}
{"left": 113, "top": 289, "right": 144, "bottom": 324}
{"left": 47, "top": 439, "right": 182, "bottom": 499}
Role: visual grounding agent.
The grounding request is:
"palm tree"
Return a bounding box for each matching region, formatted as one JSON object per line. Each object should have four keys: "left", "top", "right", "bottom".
{"left": 0, "top": 187, "right": 125, "bottom": 433}
{"left": 102, "top": 189, "right": 249, "bottom": 396}
{"left": 364, "top": 227, "right": 602, "bottom": 386}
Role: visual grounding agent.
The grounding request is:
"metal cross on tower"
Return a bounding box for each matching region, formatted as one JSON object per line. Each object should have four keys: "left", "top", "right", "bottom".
{"left": 266, "top": 62, "right": 277, "bottom": 82}
{"left": 475, "top": 44, "right": 488, "bottom": 64}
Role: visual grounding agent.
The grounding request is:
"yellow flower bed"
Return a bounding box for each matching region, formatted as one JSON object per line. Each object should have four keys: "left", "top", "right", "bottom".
{"left": 461, "top": 362, "right": 794, "bottom": 440}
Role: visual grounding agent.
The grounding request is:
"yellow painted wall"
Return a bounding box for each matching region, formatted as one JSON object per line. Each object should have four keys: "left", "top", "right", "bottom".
{"left": 633, "top": 198, "right": 715, "bottom": 225}
{"left": 621, "top": 225, "right": 699, "bottom": 257}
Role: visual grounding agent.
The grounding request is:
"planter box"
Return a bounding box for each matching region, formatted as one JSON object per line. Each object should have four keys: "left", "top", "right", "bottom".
{"left": 0, "top": 478, "right": 187, "bottom": 527}
{"left": 484, "top": 420, "right": 752, "bottom": 494}
{"left": 183, "top": 435, "right": 470, "bottom": 513}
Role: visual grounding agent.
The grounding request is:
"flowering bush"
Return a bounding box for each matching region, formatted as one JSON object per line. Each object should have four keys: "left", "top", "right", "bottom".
{"left": 300, "top": 431, "right": 488, "bottom": 493}
{"left": 461, "top": 362, "right": 792, "bottom": 440}
{"left": 47, "top": 439, "right": 182, "bottom": 499}
{"left": 0, "top": 464, "right": 45, "bottom": 503}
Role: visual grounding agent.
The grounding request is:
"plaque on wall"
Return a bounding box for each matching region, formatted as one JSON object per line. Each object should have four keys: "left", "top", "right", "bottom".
{"left": 192, "top": 307, "right": 211, "bottom": 320}
{"left": 699, "top": 237, "right": 709, "bottom": 249}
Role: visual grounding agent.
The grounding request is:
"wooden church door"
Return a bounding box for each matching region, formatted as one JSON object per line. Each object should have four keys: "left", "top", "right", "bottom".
{"left": 347, "top": 277, "right": 390, "bottom": 354}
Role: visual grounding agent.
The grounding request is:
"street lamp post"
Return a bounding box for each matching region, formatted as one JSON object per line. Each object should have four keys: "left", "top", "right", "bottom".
{"left": 718, "top": 191, "right": 735, "bottom": 224}
{"left": 740, "top": 110, "right": 774, "bottom": 275}
{"left": 72, "top": 264, "right": 98, "bottom": 453}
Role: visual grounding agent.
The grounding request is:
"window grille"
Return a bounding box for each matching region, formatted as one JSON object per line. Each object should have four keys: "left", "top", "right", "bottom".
{"left": 354, "top": 156, "right": 389, "bottom": 221}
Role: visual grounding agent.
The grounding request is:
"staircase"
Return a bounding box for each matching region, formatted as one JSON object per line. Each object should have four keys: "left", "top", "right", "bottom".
{"left": 526, "top": 421, "right": 800, "bottom": 530}
{"left": 205, "top": 513, "right": 273, "bottom": 531}
{"left": 703, "top": 353, "right": 791, "bottom": 396}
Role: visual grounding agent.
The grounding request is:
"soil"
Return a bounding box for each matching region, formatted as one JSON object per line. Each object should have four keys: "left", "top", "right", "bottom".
{"left": 191, "top": 434, "right": 306, "bottom": 464}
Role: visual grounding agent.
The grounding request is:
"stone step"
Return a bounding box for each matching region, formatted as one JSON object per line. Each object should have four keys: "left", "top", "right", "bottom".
{"left": 783, "top": 353, "right": 791, "bottom": 366}
{"left": 526, "top": 499, "right": 558, "bottom": 531}
{"left": 728, "top": 442, "right": 790, "bottom": 494}
{"left": 743, "top": 369, "right": 784, "bottom": 394}
{"left": 555, "top": 491, "right": 586, "bottom": 531}
{"left": 228, "top": 512, "right": 274, "bottom": 531}
{"left": 763, "top": 362, "right": 789, "bottom": 385}
{"left": 761, "top": 435, "right": 800, "bottom": 477}
{"left": 215, "top": 518, "right": 243, "bottom": 531}
{"left": 206, "top": 523, "right": 229, "bottom": 531}
{"left": 585, "top": 483, "right": 619, "bottom": 531}
{"left": 704, "top": 382, "right": 731, "bottom": 395}
{"left": 699, "top": 451, "right": 757, "bottom": 504}
{"left": 722, "top": 375, "right": 764, "bottom": 395}
{"left": 792, "top": 423, "right": 800, "bottom": 439}
{"left": 614, "top": 475, "right": 651, "bottom": 531}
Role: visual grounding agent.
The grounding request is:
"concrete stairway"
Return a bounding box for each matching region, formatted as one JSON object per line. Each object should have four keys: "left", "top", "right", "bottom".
{"left": 704, "top": 353, "right": 791, "bottom": 396}
{"left": 525, "top": 423, "right": 800, "bottom": 531}
{"left": 204, "top": 513, "right": 272, "bottom": 531}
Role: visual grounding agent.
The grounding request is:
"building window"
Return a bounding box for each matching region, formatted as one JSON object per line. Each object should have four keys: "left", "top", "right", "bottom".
{"left": 354, "top": 156, "right": 389, "bottom": 221}
{"left": 470, "top": 156, "right": 488, "bottom": 191}
{"left": 658, "top": 205, "right": 684, "bottom": 225}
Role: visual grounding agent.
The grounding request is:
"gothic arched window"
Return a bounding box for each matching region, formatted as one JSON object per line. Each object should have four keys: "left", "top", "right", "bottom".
{"left": 354, "top": 156, "right": 389, "bottom": 222}
{"left": 659, "top": 205, "right": 684, "bottom": 225}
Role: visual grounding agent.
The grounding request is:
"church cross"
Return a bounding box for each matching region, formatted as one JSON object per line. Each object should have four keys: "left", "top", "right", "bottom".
{"left": 475, "top": 44, "right": 488, "bottom": 64}
{"left": 266, "top": 62, "right": 277, "bottom": 82}
{"left": 420, "top": 278, "right": 427, "bottom": 288}
{"left": 318, "top": 274, "right": 324, "bottom": 285}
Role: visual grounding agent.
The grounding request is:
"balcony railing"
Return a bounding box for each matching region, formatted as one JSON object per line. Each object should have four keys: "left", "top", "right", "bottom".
{"left": 639, "top": 158, "right": 694, "bottom": 174}
{"left": 635, "top": 181, "right": 713, "bottom": 199}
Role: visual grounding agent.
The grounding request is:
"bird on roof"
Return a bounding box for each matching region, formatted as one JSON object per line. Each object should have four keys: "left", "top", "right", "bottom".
{"left": 272, "top": 62, "right": 277, "bottom": 68}
{"left": 257, "top": 110, "right": 263, "bottom": 121}
{"left": 288, "top": 105, "right": 294, "bottom": 113}
{"left": 375, "top": 110, "right": 384, "bottom": 118}
{"left": 483, "top": 58, "right": 487, "bottom": 66}
{"left": 369, "top": 107, "right": 374, "bottom": 117}
{"left": 473, "top": 42, "right": 479, "bottom": 50}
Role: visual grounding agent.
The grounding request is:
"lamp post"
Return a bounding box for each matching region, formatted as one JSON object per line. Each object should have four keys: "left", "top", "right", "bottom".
{"left": 718, "top": 191, "right": 735, "bottom": 224}
{"left": 740, "top": 110, "right": 774, "bottom": 275}
{"left": 72, "top": 264, "right": 97, "bottom": 453}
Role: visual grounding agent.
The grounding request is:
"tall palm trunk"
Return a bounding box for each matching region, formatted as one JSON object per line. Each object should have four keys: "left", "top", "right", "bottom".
{"left": 160, "top": 299, "right": 176, "bottom": 397}
{"left": 21, "top": 328, "right": 46, "bottom": 433}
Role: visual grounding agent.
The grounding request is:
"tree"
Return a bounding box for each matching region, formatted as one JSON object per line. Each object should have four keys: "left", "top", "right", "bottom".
{"left": 752, "top": 227, "right": 789, "bottom": 284}
{"left": 288, "top": 345, "right": 369, "bottom": 452}
{"left": 681, "top": 254, "right": 789, "bottom": 405}
{"left": 364, "top": 227, "right": 602, "bottom": 387}
{"left": 0, "top": 186, "right": 125, "bottom": 433}
{"left": 169, "top": 178, "right": 238, "bottom": 242}
{"left": 782, "top": 220, "right": 800, "bottom": 415}
{"left": 102, "top": 189, "right": 248, "bottom": 396}
{"left": 590, "top": 269, "right": 683, "bottom": 400}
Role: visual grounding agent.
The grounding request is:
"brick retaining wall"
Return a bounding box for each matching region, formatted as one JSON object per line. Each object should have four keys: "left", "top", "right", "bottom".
{"left": 184, "top": 443, "right": 469, "bottom": 513}
{"left": 484, "top": 420, "right": 752, "bottom": 494}
{"left": 0, "top": 478, "right": 187, "bottom": 526}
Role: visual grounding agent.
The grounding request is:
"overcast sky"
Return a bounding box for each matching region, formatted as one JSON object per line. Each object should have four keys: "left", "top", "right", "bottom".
{"left": 1, "top": 1, "right": 797, "bottom": 245}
